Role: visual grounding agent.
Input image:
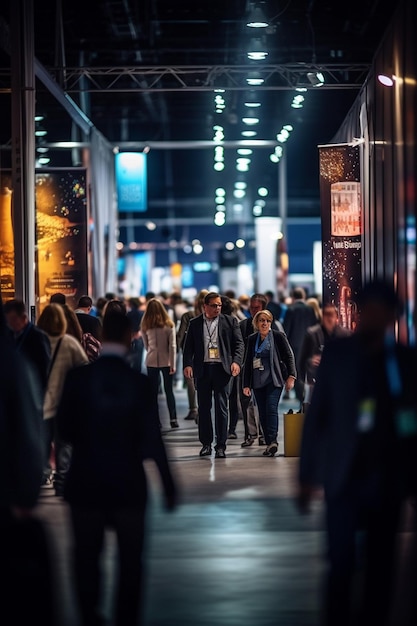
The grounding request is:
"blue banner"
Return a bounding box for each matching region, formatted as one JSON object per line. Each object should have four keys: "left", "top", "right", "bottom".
{"left": 115, "top": 152, "right": 147, "bottom": 212}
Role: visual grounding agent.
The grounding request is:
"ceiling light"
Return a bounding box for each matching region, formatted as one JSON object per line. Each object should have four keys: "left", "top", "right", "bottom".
{"left": 246, "top": 72, "right": 264, "bottom": 86}
{"left": 283, "top": 124, "right": 293, "bottom": 131}
{"left": 233, "top": 189, "right": 246, "bottom": 199}
{"left": 253, "top": 205, "right": 263, "bottom": 216}
{"left": 242, "top": 110, "right": 259, "bottom": 125}
{"left": 214, "top": 162, "right": 225, "bottom": 171}
{"left": 214, "top": 212, "right": 226, "bottom": 226}
{"left": 215, "top": 196, "right": 225, "bottom": 204}
{"left": 244, "top": 91, "right": 261, "bottom": 107}
{"left": 146, "top": 221, "right": 157, "bottom": 231}
{"left": 307, "top": 71, "right": 325, "bottom": 87}
{"left": 193, "top": 243, "right": 203, "bottom": 254}
{"left": 37, "top": 156, "right": 50, "bottom": 165}
{"left": 236, "top": 239, "right": 246, "bottom": 248}
{"left": 216, "top": 187, "right": 226, "bottom": 196}
{"left": 378, "top": 73, "right": 394, "bottom": 87}
{"left": 246, "top": 6, "right": 269, "bottom": 28}
{"left": 270, "top": 153, "right": 279, "bottom": 163}
{"left": 247, "top": 38, "right": 268, "bottom": 61}
{"left": 237, "top": 148, "right": 253, "bottom": 156}
{"left": 235, "top": 182, "right": 247, "bottom": 189}
{"left": 36, "top": 146, "right": 49, "bottom": 153}
{"left": 35, "top": 129, "right": 47, "bottom": 137}
{"left": 241, "top": 130, "right": 257, "bottom": 137}
{"left": 225, "top": 241, "right": 235, "bottom": 250}
{"left": 258, "top": 187, "right": 268, "bottom": 197}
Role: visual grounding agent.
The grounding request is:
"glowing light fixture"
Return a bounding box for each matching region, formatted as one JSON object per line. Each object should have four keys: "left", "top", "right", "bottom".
{"left": 241, "top": 130, "right": 257, "bottom": 137}
{"left": 378, "top": 73, "right": 394, "bottom": 87}
{"left": 246, "top": 71, "right": 264, "bottom": 86}
{"left": 244, "top": 91, "right": 261, "bottom": 108}
{"left": 246, "top": 6, "right": 269, "bottom": 28}
{"left": 258, "top": 187, "right": 268, "bottom": 197}
{"left": 216, "top": 187, "right": 226, "bottom": 196}
{"left": 242, "top": 109, "right": 259, "bottom": 125}
{"left": 237, "top": 148, "right": 253, "bottom": 156}
{"left": 236, "top": 239, "right": 246, "bottom": 248}
{"left": 247, "top": 38, "right": 268, "bottom": 61}
{"left": 307, "top": 71, "right": 325, "bottom": 87}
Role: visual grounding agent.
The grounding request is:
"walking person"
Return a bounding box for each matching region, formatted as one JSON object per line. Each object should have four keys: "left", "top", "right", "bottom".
{"left": 37, "top": 303, "right": 88, "bottom": 494}
{"left": 176, "top": 289, "right": 208, "bottom": 422}
{"left": 297, "top": 281, "right": 417, "bottom": 626}
{"left": 243, "top": 309, "right": 296, "bottom": 456}
{"left": 141, "top": 297, "right": 178, "bottom": 428}
{"left": 56, "top": 310, "right": 177, "bottom": 626}
{"left": 183, "top": 291, "right": 244, "bottom": 458}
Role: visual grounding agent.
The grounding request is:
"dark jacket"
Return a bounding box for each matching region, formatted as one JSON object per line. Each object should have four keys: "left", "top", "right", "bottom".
{"left": 243, "top": 329, "right": 296, "bottom": 389}
{"left": 14, "top": 322, "right": 51, "bottom": 393}
{"left": 299, "top": 334, "right": 417, "bottom": 500}
{"left": 298, "top": 323, "right": 351, "bottom": 384}
{"left": 56, "top": 355, "right": 176, "bottom": 508}
{"left": 183, "top": 313, "right": 245, "bottom": 380}
{"left": 283, "top": 301, "right": 317, "bottom": 360}
{"left": 75, "top": 311, "right": 103, "bottom": 341}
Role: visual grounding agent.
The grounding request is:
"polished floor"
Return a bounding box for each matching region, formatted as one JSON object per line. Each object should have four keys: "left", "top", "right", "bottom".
{"left": 35, "top": 384, "right": 417, "bottom": 626}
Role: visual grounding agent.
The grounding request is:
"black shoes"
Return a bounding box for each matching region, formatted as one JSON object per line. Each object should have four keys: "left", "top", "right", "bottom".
{"left": 199, "top": 444, "right": 212, "bottom": 456}
{"left": 262, "top": 442, "right": 278, "bottom": 457}
{"left": 215, "top": 448, "right": 226, "bottom": 458}
{"left": 227, "top": 431, "right": 237, "bottom": 439}
{"left": 184, "top": 410, "right": 198, "bottom": 421}
{"left": 170, "top": 419, "right": 179, "bottom": 428}
{"left": 241, "top": 437, "right": 255, "bottom": 448}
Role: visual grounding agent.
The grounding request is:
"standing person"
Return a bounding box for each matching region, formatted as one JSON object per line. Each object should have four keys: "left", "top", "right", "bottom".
{"left": 74, "top": 295, "right": 103, "bottom": 341}
{"left": 141, "top": 298, "right": 178, "bottom": 428}
{"left": 176, "top": 289, "right": 208, "bottom": 421}
{"left": 3, "top": 298, "right": 51, "bottom": 393}
{"left": 56, "top": 310, "right": 177, "bottom": 626}
{"left": 183, "top": 291, "right": 244, "bottom": 458}
{"left": 298, "top": 303, "right": 350, "bottom": 405}
{"left": 126, "top": 297, "right": 144, "bottom": 372}
{"left": 239, "top": 293, "right": 268, "bottom": 447}
{"left": 283, "top": 287, "right": 317, "bottom": 405}
{"left": 242, "top": 310, "right": 296, "bottom": 456}
{"left": 0, "top": 298, "right": 53, "bottom": 625}
{"left": 297, "top": 281, "right": 417, "bottom": 626}
{"left": 37, "top": 304, "right": 89, "bottom": 495}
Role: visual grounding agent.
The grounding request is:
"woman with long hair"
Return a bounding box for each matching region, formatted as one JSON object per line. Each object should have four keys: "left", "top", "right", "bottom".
{"left": 37, "top": 303, "right": 88, "bottom": 495}
{"left": 141, "top": 298, "right": 178, "bottom": 428}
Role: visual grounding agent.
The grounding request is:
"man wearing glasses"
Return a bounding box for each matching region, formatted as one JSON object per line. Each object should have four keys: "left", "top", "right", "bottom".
{"left": 183, "top": 292, "right": 245, "bottom": 458}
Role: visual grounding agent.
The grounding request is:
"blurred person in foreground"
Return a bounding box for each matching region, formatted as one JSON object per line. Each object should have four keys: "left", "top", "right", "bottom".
{"left": 0, "top": 298, "right": 53, "bottom": 624}
{"left": 56, "top": 310, "right": 177, "bottom": 626}
{"left": 297, "top": 281, "right": 417, "bottom": 626}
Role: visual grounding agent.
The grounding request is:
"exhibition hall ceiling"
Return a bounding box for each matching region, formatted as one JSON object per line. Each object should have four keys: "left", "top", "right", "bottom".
{"left": 0, "top": 1, "right": 398, "bottom": 219}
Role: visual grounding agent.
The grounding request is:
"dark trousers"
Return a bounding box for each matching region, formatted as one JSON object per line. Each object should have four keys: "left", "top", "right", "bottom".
{"left": 228, "top": 375, "right": 241, "bottom": 434}
{"left": 196, "top": 363, "right": 230, "bottom": 450}
{"left": 253, "top": 383, "right": 283, "bottom": 445}
{"left": 42, "top": 417, "right": 72, "bottom": 492}
{"left": 324, "top": 477, "right": 402, "bottom": 626}
{"left": 70, "top": 506, "right": 146, "bottom": 626}
{"left": 147, "top": 366, "right": 177, "bottom": 422}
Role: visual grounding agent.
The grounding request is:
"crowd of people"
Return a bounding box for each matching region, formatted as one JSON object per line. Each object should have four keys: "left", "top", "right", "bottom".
{"left": 1, "top": 282, "right": 417, "bottom": 625}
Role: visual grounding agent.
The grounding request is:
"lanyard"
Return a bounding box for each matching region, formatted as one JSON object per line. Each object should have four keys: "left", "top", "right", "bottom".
{"left": 204, "top": 317, "right": 218, "bottom": 346}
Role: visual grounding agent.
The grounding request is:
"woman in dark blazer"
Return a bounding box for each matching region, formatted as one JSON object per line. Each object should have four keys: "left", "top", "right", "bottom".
{"left": 243, "top": 309, "right": 296, "bottom": 456}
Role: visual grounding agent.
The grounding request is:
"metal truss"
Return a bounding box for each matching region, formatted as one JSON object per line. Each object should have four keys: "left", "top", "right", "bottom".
{"left": 52, "top": 62, "right": 370, "bottom": 93}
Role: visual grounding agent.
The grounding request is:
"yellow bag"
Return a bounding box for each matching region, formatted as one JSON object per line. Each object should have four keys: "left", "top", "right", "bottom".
{"left": 283, "top": 410, "right": 305, "bottom": 457}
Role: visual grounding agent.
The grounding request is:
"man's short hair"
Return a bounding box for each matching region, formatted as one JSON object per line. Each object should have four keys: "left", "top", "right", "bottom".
{"left": 3, "top": 299, "right": 26, "bottom": 317}
{"left": 77, "top": 295, "right": 93, "bottom": 309}
{"left": 204, "top": 292, "right": 221, "bottom": 305}
{"left": 292, "top": 287, "right": 306, "bottom": 301}
{"left": 102, "top": 310, "right": 131, "bottom": 343}
{"left": 251, "top": 293, "right": 268, "bottom": 307}
{"left": 50, "top": 292, "right": 66, "bottom": 304}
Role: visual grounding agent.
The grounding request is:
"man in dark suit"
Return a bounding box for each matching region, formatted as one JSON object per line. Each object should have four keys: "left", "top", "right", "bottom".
{"left": 56, "top": 311, "right": 177, "bottom": 626}
{"left": 74, "top": 295, "right": 102, "bottom": 341}
{"left": 283, "top": 287, "right": 317, "bottom": 404}
{"left": 183, "top": 291, "right": 245, "bottom": 458}
{"left": 3, "top": 299, "right": 51, "bottom": 392}
{"left": 297, "top": 281, "right": 417, "bottom": 626}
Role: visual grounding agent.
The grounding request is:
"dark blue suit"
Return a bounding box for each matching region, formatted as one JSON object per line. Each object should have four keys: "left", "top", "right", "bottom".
{"left": 183, "top": 313, "right": 244, "bottom": 450}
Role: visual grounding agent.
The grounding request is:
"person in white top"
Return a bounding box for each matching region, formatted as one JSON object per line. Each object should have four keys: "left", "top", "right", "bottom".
{"left": 141, "top": 298, "right": 178, "bottom": 428}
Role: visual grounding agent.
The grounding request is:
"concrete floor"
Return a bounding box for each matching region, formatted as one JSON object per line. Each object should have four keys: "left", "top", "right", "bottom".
{"left": 35, "top": 385, "right": 416, "bottom": 626}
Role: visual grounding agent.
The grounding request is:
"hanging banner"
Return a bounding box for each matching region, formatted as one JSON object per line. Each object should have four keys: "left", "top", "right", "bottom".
{"left": 35, "top": 169, "right": 88, "bottom": 311}
{"left": 319, "top": 145, "right": 362, "bottom": 330}
{"left": 0, "top": 172, "right": 15, "bottom": 300}
{"left": 115, "top": 152, "right": 147, "bottom": 212}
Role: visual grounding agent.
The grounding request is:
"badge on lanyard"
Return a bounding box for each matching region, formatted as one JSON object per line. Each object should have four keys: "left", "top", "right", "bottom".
{"left": 209, "top": 345, "right": 219, "bottom": 359}
{"left": 253, "top": 357, "right": 263, "bottom": 370}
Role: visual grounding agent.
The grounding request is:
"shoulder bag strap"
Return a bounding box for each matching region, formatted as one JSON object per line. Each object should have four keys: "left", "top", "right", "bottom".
{"left": 47, "top": 337, "right": 63, "bottom": 379}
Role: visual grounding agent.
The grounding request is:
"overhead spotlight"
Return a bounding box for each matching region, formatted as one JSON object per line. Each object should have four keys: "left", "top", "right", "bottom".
{"left": 242, "top": 109, "right": 260, "bottom": 125}
{"left": 246, "top": 5, "right": 269, "bottom": 28}
{"left": 307, "top": 71, "right": 325, "bottom": 87}
{"left": 244, "top": 91, "right": 261, "bottom": 108}
{"left": 247, "top": 38, "right": 268, "bottom": 61}
{"left": 241, "top": 130, "right": 257, "bottom": 137}
{"left": 378, "top": 73, "right": 394, "bottom": 87}
{"left": 246, "top": 71, "right": 264, "bottom": 86}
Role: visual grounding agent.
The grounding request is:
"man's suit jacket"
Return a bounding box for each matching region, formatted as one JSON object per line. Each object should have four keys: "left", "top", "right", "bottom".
{"left": 283, "top": 301, "right": 317, "bottom": 359}
{"left": 298, "top": 323, "right": 350, "bottom": 384}
{"left": 183, "top": 313, "right": 245, "bottom": 381}
{"left": 56, "top": 355, "right": 176, "bottom": 509}
{"left": 299, "top": 333, "right": 417, "bottom": 500}
{"left": 14, "top": 323, "right": 51, "bottom": 393}
{"left": 75, "top": 312, "right": 102, "bottom": 341}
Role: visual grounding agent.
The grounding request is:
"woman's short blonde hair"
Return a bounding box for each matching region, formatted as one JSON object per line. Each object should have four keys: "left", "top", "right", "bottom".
{"left": 37, "top": 303, "right": 67, "bottom": 336}
{"left": 252, "top": 309, "right": 273, "bottom": 331}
